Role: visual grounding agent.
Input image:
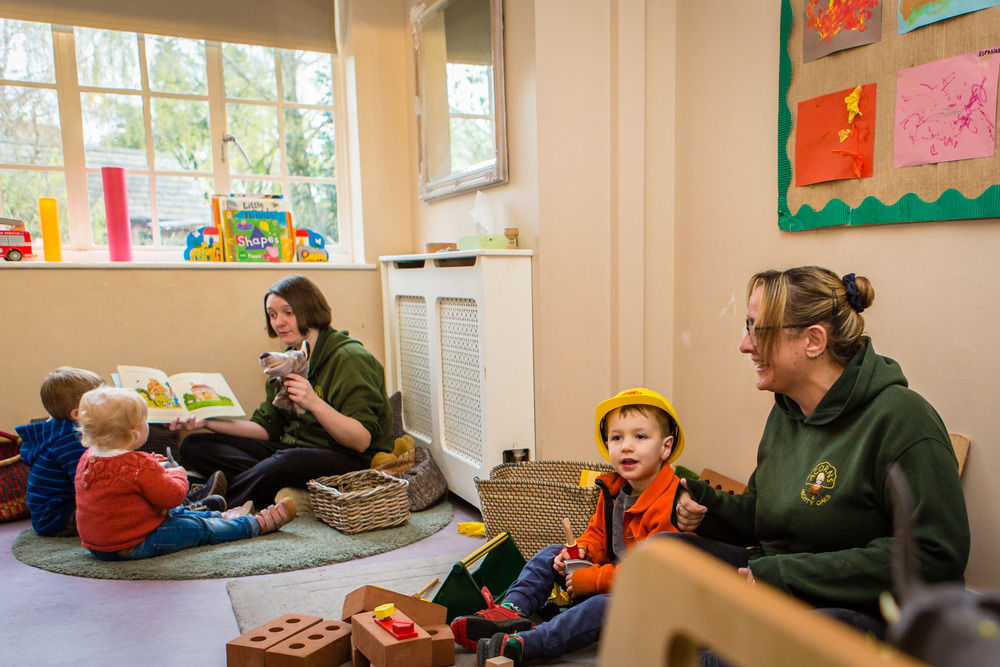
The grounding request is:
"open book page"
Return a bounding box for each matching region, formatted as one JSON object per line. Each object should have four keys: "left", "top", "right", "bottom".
{"left": 116, "top": 365, "right": 246, "bottom": 423}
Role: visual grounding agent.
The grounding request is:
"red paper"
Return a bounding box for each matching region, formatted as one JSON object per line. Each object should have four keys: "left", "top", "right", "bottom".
{"left": 795, "top": 83, "right": 877, "bottom": 186}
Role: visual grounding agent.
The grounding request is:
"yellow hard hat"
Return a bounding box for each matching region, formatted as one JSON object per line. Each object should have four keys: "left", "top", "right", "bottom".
{"left": 594, "top": 388, "right": 685, "bottom": 464}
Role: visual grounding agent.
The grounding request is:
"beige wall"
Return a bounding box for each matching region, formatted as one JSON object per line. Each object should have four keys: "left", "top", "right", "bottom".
{"left": 4, "top": 0, "right": 997, "bottom": 590}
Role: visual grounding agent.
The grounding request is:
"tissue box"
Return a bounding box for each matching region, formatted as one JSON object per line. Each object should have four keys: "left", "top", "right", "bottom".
{"left": 458, "top": 234, "right": 508, "bottom": 250}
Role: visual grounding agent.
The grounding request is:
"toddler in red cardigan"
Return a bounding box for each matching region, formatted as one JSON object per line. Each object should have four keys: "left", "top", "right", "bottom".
{"left": 74, "top": 387, "right": 296, "bottom": 560}
{"left": 453, "top": 388, "right": 688, "bottom": 665}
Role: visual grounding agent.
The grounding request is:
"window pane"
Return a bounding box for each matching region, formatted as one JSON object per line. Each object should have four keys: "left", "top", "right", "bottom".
{"left": 82, "top": 93, "right": 147, "bottom": 168}
{"left": 450, "top": 117, "right": 494, "bottom": 172}
{"left": 87, "top": 172, "right": 149, "bottom": 246}
{"left": 0, "top": 169, "right": 68, "bottom": 242}
{"left": 0, "top": 19, "right": 55, "bottom": 82}
{"left": 223, "top": 43, "right": 276, "bottom": 100}
{"left": 284, "top": 108, "right": 335, "bottom": 177}
{"left": 230, "top": 180, "right": 283, "bottom": 196}
{"left": 290, "top": 182, "right": 337, "bottom": 244}
{"left": 0, "top": 86, "right": 62, "bottom": 165}
{"left": 279, "top": 50, "right": 332, "bottom": 105}
{"left": 226, "top": 103, "right": 279, "bottom": 175}
{"left": 156, "top": 176, "right": 214, "bottom": 246}
{"left": 146, "top": 35, "right": 206, "bottom": 95}
{"left": 447, "top": 63, "right": 491, "bottom": 115}
{"left": 75, "top": 28, "right": 140, "bottom": 89}
{"left": 152, "top": 98, "right": 211, "bottom": 171}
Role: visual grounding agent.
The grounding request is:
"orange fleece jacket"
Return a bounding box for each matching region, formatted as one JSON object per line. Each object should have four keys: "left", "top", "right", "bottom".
{"left": 571, "top": 463, "right": 683, "bottom": 596}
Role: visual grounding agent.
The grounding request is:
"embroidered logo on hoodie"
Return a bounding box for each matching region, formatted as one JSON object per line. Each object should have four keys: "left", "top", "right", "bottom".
{"left": 801, "top": 461, "right": 837, "bottom": 506}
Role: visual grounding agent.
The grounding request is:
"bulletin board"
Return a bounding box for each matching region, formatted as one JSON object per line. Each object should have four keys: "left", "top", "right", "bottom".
{"left": 778, "top": 0, "right": 1000, "bottom": 230}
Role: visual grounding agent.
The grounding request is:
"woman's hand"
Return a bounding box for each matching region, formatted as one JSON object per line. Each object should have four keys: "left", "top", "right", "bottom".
{"left": 169, "top": 415, "right": 206, "bottom": 432}
{"left": 675, "top": 478, "right": 708, "bottom": 531}
{"left": 282, "top": 374, "right": 321, "bottom": 413}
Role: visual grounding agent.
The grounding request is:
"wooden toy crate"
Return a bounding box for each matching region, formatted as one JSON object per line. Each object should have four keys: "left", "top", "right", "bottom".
{"left": 475, "top": 460, "right": 614, "bottom": 560}
{"left": 308, "top": 469, "right": 410, "bottom": 534}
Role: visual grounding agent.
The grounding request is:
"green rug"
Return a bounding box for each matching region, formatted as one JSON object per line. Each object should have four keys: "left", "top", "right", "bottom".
{"left": 11, "top": 501, "right": 453, "bottom": 580}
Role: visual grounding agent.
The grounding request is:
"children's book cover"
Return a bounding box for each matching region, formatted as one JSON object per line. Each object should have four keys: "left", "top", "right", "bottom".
{"left": 115, "top": 365, "right": 246, "bottom": 423}
{"left": 214, "top": 194, "right": 295, "bottom": 262}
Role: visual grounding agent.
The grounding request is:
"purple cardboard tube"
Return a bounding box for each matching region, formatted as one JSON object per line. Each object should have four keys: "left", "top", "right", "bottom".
{"left": 101, "top": 167, "right": 132, "bottom": 261}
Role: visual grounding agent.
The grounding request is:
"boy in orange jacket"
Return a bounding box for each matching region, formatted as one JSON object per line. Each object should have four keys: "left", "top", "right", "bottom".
{"left": 452, "top": 388, "right": 687, "bottom": 666}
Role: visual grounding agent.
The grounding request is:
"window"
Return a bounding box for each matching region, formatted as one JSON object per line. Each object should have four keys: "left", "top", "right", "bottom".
{"left": 0, "top": 18, "right": 348, "bottom": 261}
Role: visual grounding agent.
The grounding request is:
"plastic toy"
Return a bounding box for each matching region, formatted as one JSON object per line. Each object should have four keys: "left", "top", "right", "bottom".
{"left": 350, "top": 607, "right": 433, "bottom": 667}
{"left": 295, "top": 228, "right": 328, "bottom": 262}
{"left": 183, "top": 225, "right": 223, "bottom": 262}
{"left": 561, "top": 517, "right": 581, "bottom": 559}
{"left": 0, "top": 219, "right": 32, "bottom": 261}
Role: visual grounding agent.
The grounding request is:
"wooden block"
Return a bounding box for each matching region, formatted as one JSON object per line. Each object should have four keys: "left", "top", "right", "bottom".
{"left": 424, "top": 624, "right": 455, "bottom": 667}
{"left": 265, "top": 619, "right": 352, "bottom": 667}
{"left": 342, "top": 585, "right": 447, "bottom": 627}
{"left": 227, "top": 614, "right": 323, "bottom": 667}
{"left": 485, "top": 658, "right": 514, "bottom": 667}
{"left": 699, "top": 468, "right": 748, "bottom": 496}
{"left": 351, "top": 610, "right": 432, "bottom": 667}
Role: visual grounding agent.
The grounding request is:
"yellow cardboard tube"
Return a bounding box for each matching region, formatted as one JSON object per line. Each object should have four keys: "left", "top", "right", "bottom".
{"left": 38, "top": 197, "right": 62, "bottom": 261}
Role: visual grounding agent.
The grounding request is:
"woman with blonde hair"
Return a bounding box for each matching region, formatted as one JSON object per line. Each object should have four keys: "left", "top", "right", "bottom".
{"left": 673, "top": 266, "right": 969, "bottom": 644}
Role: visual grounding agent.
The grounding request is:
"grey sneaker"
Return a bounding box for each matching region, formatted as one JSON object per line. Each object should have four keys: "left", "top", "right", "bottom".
{"left": 186, "top": 471, "right": 227, "bottom": 504}
{"left": 187, "top": 494, "right": 227, "bottom": 512}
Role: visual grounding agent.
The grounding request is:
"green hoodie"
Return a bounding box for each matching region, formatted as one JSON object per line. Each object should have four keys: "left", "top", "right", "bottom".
{"left": 251, "top": 326, "right": 395, "bottom": 461}
{"left": 689, "top": 338, "right": 969, "bottom": 615}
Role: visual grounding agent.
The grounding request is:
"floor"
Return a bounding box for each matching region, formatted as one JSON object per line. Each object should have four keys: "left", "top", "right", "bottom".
{"left": 3, "top": 493, "right": 483, "bottom": 667}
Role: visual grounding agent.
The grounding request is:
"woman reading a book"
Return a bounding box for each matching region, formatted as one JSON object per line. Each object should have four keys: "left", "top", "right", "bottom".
{"left": 171, "top": 275, "right": 396, "bottom": 510}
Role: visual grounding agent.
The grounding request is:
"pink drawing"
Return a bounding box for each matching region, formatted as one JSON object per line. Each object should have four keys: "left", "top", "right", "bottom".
{"left": 894, "top": 48, "right": 1000, "bottom": 167}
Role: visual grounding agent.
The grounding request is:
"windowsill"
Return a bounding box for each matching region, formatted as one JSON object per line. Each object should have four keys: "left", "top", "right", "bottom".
{"left": 1, "top": 259, "right": 376, "bottom": 270}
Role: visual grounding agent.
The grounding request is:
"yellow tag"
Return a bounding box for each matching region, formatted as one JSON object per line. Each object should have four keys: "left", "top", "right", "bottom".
{"left": 457, "top": 521, "right": 486, "bottom": 536}
{"left": 579, "top": 469, "right": 602, "bottom": 487}
{"left": 374, "top": 603, "right": 395, "bottom": 619}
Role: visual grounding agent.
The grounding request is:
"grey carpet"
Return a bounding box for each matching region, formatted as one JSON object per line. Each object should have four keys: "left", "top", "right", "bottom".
{"left": 227, "top": 551, "right": 598, "bottom": 666}
{"left": 10, "top": 501, "right": 453, "bottom": 580}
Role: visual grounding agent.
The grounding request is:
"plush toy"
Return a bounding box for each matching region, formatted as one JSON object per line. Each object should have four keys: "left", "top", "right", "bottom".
{"left": 259, "top": 341, "right": 310, "bottom": 413}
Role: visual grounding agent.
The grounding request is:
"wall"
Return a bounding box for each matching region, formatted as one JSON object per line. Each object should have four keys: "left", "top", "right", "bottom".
{"left": 671, "top": 3, "right": 999, "bottom": 590}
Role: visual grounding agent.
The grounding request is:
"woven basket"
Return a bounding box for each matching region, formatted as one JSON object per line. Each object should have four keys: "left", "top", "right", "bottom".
{"left": 0, "top": 430, "right": 30, "bottom": 523}
{"left": 378, "top": 446, "right": 448, "bottom": 511}
{"left": 475, "top": 460, "right": 614, "bottom": 560}
{"left": 307, "top": 468, "right": 410, "bottom": 534}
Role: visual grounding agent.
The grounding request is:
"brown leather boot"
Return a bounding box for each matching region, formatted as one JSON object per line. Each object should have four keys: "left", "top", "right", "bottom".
{"left": 253, "top": 497, "right": 297, "bottom": 534}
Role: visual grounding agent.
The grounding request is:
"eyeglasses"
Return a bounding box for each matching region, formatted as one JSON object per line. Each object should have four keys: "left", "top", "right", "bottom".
{"left": 744, "top": 317, "right": 807, "bottom": 343}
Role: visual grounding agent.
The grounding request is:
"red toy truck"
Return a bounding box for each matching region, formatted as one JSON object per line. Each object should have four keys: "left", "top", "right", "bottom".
{"left": 0, "top": 220, "right": 32, "bottom": 261}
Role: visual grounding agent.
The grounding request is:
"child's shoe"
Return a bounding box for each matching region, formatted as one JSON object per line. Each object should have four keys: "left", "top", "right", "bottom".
{"left": 221, "top": 500, "right": 254, "bottom": 519}
{"left": 187, "top": 494, "right": 227, "bottom": 512}
{"left": 187, "top": 470, "right": 228, "bottom": 503}
{"left": 253, "top": 497, "right": 297, "bottom": 534}
{"left": 451, "top": 587, "right": 534, "bottom": 651}
{"left": 477, "top": 632, "right": 524, "bottom": 667}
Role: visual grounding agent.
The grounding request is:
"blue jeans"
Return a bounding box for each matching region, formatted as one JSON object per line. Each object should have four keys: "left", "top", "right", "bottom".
{"left": 502, "top": 544, "right": 608, "bottom": 661}
{"left": 89, "top": 506, "right": 259, "bottom": 561}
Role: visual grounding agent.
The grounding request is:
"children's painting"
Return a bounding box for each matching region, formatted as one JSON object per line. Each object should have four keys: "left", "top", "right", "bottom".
{"left": 803, "top": 0, "right": 882, "bottom": 63}
{"left": 795, "top": 83, "right": 877, "bottom": 186}
{"left": 893, "top": 47, "right": 1000, "bottom": 167}
{"left": 898, "top": 0, "right": 1000, "bottom": 34}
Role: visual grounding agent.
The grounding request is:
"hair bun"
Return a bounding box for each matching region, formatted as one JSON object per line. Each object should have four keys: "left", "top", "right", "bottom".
{"left": 841, "top": 273, "right": 868, "bottom": 313}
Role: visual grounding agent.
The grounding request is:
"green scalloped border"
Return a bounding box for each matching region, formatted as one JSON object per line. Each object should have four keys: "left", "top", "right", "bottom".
{"left": 777, "top": 0, "right": 1000, "bottom": 231}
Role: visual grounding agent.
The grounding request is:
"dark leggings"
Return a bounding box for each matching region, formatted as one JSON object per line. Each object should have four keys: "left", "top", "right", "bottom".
{"left": 654, "top": 533, "right": 887, "bottom": 667}
{"left": 178, "top": 432, "right": 369, "bottom": 508}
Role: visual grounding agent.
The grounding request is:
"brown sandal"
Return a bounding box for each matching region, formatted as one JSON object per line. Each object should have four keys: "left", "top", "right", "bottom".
{"left": 254, "top": 497, "right": 297, "bottom": 534}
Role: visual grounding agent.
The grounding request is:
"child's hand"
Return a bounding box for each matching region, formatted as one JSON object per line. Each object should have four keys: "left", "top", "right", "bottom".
{"left": 566, "top": 570, "right": 577, "bottom": 597}
{"left": 169, "top": 415, "right": 205, "bottom": 432}
{"left": 675, "top": 478, "right": 708, "bottom": 531}
{"left": 552, "top": 546, "right": 573, "bottom": 575}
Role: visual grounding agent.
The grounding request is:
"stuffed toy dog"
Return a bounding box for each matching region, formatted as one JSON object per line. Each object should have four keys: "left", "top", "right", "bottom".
{"left": 259, "top": 341, "right": 310, "bottom": 413}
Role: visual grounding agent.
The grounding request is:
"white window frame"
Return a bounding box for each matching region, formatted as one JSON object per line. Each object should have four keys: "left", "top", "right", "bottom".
{"left": 1, "top": 21, "right": 354, "bottom": 263}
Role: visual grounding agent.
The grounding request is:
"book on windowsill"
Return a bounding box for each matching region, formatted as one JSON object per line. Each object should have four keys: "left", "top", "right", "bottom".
{"left": 212, "top": 193, "right": 295, "bottom": 263}
{"left": 113, "top": 365, "right": 246, "bottom": 423}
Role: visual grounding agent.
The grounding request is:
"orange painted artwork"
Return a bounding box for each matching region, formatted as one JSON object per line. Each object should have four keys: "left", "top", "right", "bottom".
{"left": 795, "top": 83, "right": 877, "bottom": 186}
{"left": 803, "top": 0, "right": 882, "bottom": 62}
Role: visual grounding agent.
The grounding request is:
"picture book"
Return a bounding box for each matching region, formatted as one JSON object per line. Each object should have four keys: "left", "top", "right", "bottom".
{"left": 114, "top": 365, "right": 246, "bottom": 423}
{"left": 212, "top": 194, "right": 295, "bottom": 262}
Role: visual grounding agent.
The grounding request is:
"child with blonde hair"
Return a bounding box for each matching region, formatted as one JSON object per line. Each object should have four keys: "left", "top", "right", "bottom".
{"left": 15, "top": 367, "right": 104, "bottom": 536}
{"left": 75, "top": 387, "right": 296, "bottom": 560}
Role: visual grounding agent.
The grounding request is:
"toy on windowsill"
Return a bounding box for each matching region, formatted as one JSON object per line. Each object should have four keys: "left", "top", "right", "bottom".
{"left": 295, "top": 228, "right": 328, "bottom": 262}
{"left": 183, "top": 225, "right": 223, "bottom": 261}
{"left": 0, "top": 218, "right": 33, "bottom": 261}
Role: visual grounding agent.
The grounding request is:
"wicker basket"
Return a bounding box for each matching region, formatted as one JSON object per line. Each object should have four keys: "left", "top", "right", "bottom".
{"left": 475, "top": 460, "right": 614, "bottom": 560}
{"left": 0, "top": 430, "right": 30, "bottom": 523}
{"left": 377, "top": 446, "right": 449, "bottom": 511}
{"left": 307, "top": 468, "right": 410, "bottom": 534}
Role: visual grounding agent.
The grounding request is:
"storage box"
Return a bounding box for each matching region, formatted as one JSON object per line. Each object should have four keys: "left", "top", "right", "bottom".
{"left": 457, "top": 234, "right": 509, "bottom": 250}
